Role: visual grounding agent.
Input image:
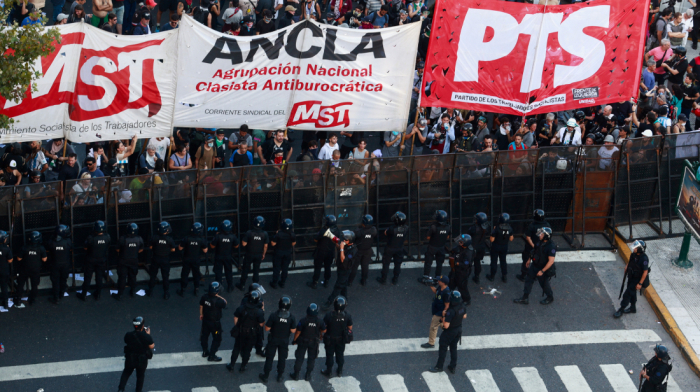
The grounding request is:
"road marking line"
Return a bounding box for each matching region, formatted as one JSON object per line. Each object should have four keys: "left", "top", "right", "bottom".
{"left": 192, "top": 388, "right": 219, "bottom": 392}
{"left": 421, "top": 371, "right": 456, "bottom": 392}
{"left": 466, "top": 369, "right": 500, "bottom": 392}
{"left": 376, "top": 374, "right": 409, "bottom": 392}
{"left": 329, "top": 376, "right": 362, "bottom": 392}
{"left": 240, "top": 383, "right": 267, "bottom": 392}
{"left": 284, "top": 380, "right": 314, "bottom": 392}
{"left": 512, "top": 367, "right": 548, "bottom": 392}
{"left": 600, "top": 364, "right": 637, "bottom": 392}
{"left": 554, "top": 366, "right": 592, "bottom": 392}
{"left": 668, "top": 375, "right": 682, "bottom": 392}
{"left": 0, "top": 330, "right": 661, "bottom": 382}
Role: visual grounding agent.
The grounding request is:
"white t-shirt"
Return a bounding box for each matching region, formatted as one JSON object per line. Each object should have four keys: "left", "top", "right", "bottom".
{"left": 223, "top": 7, "right": 243, "bottom": 25}
{"left": 318, "top": 143, "right": 339, "bottom": 160}
{"left": 597, "top": 145, "right": 619, "bottom": 170}
{"left": 556, "top": 127, "right": 582, "bottom": 146}
{"left": 149, "top": 138, "right": 170, "bottom": 162}
{"left": 274, "top": 0, "right": 284, "bottom": 19}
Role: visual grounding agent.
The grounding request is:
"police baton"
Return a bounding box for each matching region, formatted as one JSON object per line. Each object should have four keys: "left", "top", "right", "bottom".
{"left": 618, "top": 266, "right": 627, "bottom": 300}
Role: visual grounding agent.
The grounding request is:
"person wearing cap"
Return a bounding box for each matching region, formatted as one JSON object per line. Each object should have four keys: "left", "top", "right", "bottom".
{"left": 239, "top": 15, "right": 256, "bottom": 36}
{"left": 256, "top": 9, "right": 277, "bottom": 33}
{"left": 597, "top": 135, "right": 619, "bottom": 170}
{"left": 2, "top": 159, "right": 21, "bottom": 187}
{"left": 680, "top": 74, "right": 699, "bottom": 119}
{"left": 55, "top": 13, "right": 69, "bottom": 24}
{"left": 404, "top": 117, "right": 429, "bottom": 155}
{"left": 323, "top": 11, "right": 338, "bottom": 25}
{"left": 118, "top": 317, "right": 154, "bottom": 392}
{"left": 195, "top": 135, "right": 217, "bottom": 170}
{"left": 556, "top": 118, "right": 582, "bottom": 146}
{"left": 661, "top": 46, "right": 688, "bottom": 86}
{"left": 130, "top": 0, "right": 156, "bottom": 33}
{"left": 278, "top": 4, "right": 296, "bottom": 28}
{"left": 395, "top": 8, "right": 409, "bottom": 25}
{"left": 132, "top": 5, "right": 152, "bottom": 35}
{"left": 421, "top": 274, "right": 450, "bottom": 350}
{"left": 672, "top": 113, "right": 689, "bottom": 134}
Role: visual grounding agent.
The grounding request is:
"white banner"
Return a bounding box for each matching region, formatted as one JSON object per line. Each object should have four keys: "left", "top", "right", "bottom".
{"left": 173, "top": 15, "right": 419, "bottom": 131}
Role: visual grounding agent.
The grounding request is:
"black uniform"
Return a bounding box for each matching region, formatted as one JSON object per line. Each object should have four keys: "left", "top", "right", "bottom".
{"left": 211, "top": 232, "right": 240, "bottom": 289}
{"left": 467, "top": 223, "right": 490, "bottom": 280}
{"left": 117, "top": 234, "right": 144, "bottom": 295}
{"left": 240, "top": 229, "right": 269, "bottom": 286}
{"left": 0, "top": 244, "right": 12, "bottom": 307}
{"left": 118, "top": 329, "right": 154, "bottom": 392}
{"left": 380, "top": 224, "right": 409, "bottom": 282}
{"left": 327, "top": 245, "right": 357, "bottom": 303}
{"left": 179, "top": 235, "right": 208, "bottom": 291}
{"left": 230, "top": 303, "right": 265, "bottom": 368}
{"left": 47, "top": 238, "right": 72, "bottom": 302}
{"left": 435, "top": 302, "right": 466, "bottom": 370}
{"left": 200, "top": 294, "right": 227, "bottom": 357}
{"left": 620, "top": 251, "right": 649, "bottom": 310}
{"left": 240, "top": 294, "right": 266, "bottom": 353}
{"left": 148, "top": 234, "right": 176, "bottom": 295}
{"left": 263, "top": 310, "right": 297, "bottom": 376}
{"left": 312, "top": 226, "right": 341, "bottom": 285}
{"left": 424, "top": 223, "right": 450, "bottom": 277}
{"left": 641, "top": 356, "right": 672, "bottom": 392}
{"left": 522, "top": 240, "right": 556, "bottom": 300}
{"left": 323, "top": 310, "right": 353, "bottom": 373}
{"left": 82, "top": 234, "right": 111, "bottom": 298}
{"left": 520, "top": 220, "right": 550, "bottom": 277}
{"left": 271, "top": 230, "right": 295, "bottom": 286}
{"left": 16, "top": 244, "right": 45, "bottom": 303}
{"left": 489, "top": 223, "right": 512, "bottom": 278}
{"left": 293, "top": 315, "right": 326, "bottom": 376}
{"left": 449, "top": 245, "right": 473, "bottom": 303}
{"left": 348, "top": 226, "right": 377, "bottom": 285}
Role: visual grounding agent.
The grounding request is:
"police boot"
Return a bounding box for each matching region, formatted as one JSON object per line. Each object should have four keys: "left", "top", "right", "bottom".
{"left": 502, "top": 275, "right": 508, "bottom": 283}
{"left": 513, "top": 297, "right": 529, "bottom": 305}
{"left": 539, "top": 297, "right": 553, "bottom": 305}
{"left": 92, "top": 292, "right": 100, "bottom": 301}
{"left": 193, "top": 287, "right": 198, "bottom": 296}
{"left": 208, "top": 355, "right": 222, "bottom": 362}
{"left": 277, "top": 372, "right": 284, "bottom": 382}
{"left": 176, "top": 289, "right": 184, "bottom": 297}
{"left": 289, "top": 372, "right": 299, "bottom": 381}
{"left": 226, "top": 285, "right": 233, "bottom": 293}
{"left": 613, "top": 307, "right": 624, "bottom": 318}
{"left": 202, "top": 351, "right": 210, "bottom": 358}
{"left": 428, "top": 366, "right": 444, "bottom": 373}
{"left": 321, "top": 368, "right": 332, "bottom": 377}
{"left": 321, "top": 280, "right": 329, "bottom": 288}
{"left": 391, "top": 276, "right": 398, "bottom": 285}
{"left": 515, "top": 274, "right": 525, "bottom": 282}
{"left": 376, "top": 277, "right": 387, "bottom": 285}
{"left": 226, "top": 363, "right": 234, "bottom": 372}
{"left": 304, "top": 370, "right": 313, "bottom": 381}
{"left": 239, "top": 364, "right": 247, "bottom": 372}
{"left": 145, "top": 289, "right": 152, "bottom": 297}
{"left": 235, "top": 283, "right": 245, "bottom": 291}
{"left": 306, "top": 281, "right": 317, "bottom": 289}
{"left": 111, "top": 293, "right": 121, "bottom": 301}
{"left": 258, "top": 373, "right": 269, "bottom": 383}
{"left": 76, "top": 292, "right": 86, "bottom": 301}
{"left": 485, "top": 274, "right": 494, "bottom": 282}
{"left": 447, "top": 366, "right": 456, "bottom": 374}
{"left": 269, "top": 281, "right": 278, "bottom": 289}
{"left": 279, "top": 281, "right": 286, "bottom": 288}
{"left": 623, "top": 305, "right": 636, "bottom": 314}
{"left": 337, "top": 367, "right": 343, "bottom": 377}
{"left": 360, "top": 279, "right": 366, "bottom": 286}
{"left": 129, "top": 288, "right": 135, "bottom": 298}
{"left": 472, "top": 274, "right": 480, "bottom": 284}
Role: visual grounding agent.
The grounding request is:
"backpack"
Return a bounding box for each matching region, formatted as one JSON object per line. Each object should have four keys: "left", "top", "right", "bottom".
{"left": 193, "top": 6, "right": 210, "bottom": 25}
{"left": 256, "top": 0, "right": 274, "bottom": 14}
{"left": 361, "top": 11, "right": 380, "bottom": 29}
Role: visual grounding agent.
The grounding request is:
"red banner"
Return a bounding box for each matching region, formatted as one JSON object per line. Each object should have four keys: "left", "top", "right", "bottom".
{"left": 421, "top": 0, "right": 649, "bottom": 115}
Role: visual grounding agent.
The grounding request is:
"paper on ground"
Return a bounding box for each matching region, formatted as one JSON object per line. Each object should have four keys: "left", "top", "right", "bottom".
{"left": 0, "top": 307, "right": 8, "bottom": 312}
{"left": 135, "top": 290, "right": 146, "bottom": 297}
{"left": 110, "top": 290, "right": 118, "bottom": 294}
{"left": 75, "top": 291, "right": 91, "bottom": 296}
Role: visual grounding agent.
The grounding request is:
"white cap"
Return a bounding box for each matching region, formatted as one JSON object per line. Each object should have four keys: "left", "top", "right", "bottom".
{"left": 604, "top": 135, "right": 615, "bottom": 143}
{"left": 556, "top": 159, "right": 567, "bottom": 170}
{"left": 57, "top": 13, "right": 68, "bottom": 22}
{"left": 9, "top": 160, "right": 16, "bottom": 168}
{"left": 642, "top": 130, "right": 653, "bottom": 137}
{"left": 566, "top": 118, "right": 577, "bottom": 127}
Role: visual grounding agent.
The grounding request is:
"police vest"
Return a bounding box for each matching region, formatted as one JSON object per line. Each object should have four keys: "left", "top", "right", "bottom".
{"left": 120, "top": 235, "right": 143, "bottom": 261}
{"left": 298, "top": 317, "right": 321, "bottom": 345}
{"left": 23, "top": 245, "right": 46, "bottom": 272}
{"left": 355, "top": 226, "right": 377, "bottom": 252}
{"left": 273, "top": 231, "right": 295, "bottom": 252}
{"left": 49, "top": 239, "right": 72, "bottom": 267}
{"left": 326, "top": 311, "right": 348, "bottom": 341}
{"left": 525, "top": 221, "right": 550, "bottom": 250}
{"left": 214, "top": 233, "right": 238, "bottom": 259}
{"left": 183, "top": 236, "right": 206, "bottom": 261}
{"left": 387, "top": 225, "right": 408, "bottom": 249}
{"left": 428, "top": 224, "right": 450, "bottom": 248}
{"left": 245, "top": 229, "right": 267, "bottom": 255}
{"left": 492, "top": 224, "right": 512, "bottom": 248}
{"left": 446, "top": 304, "right": 466, "bottom": 331}
{"left": 152, "top": 235, "right": 175, "bottom": 258}
{"left": 269, "top": 310, "right": 295, "bottom": 341}
{"left": 202, "top": 295, "right": 224, "bottom": 322}
{"left": 86, "top": 234, "right": 111, "bottom": 262}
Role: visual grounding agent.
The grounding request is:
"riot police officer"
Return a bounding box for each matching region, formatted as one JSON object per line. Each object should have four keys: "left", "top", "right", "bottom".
{"left": 15, "top": 231, "right": 47, "bottom": 307}
{"left": 486, "top": 213, "right": 513, "bottom": 283}
{"left": 614, "top": 240, "right": 649, "bottom": 318}
{"left": 210, "top": 220, "right": 240, "bottom": 292}
{"left": 514, "top": 227, "right": 556, "bottom": 305}
{"left": 200, "top": 281, "right": 227, "bottom": 362}
{"left": 348, "top": 214, "right": 377, "bottom": 287}
{"left": 322, "top": 296, "right": 353, "bottom": 378}
{"left": 117, "top": 316, "right": 154, "bottom": 392}
{"left": 147, "top": 221, "right": 176, "bottom": 299}
{"left": 78, "top": 220, "right": 111, "bottom": 301}
{"left": 227, "top": 290, "right": 265, "bottom": 373}
{"left": 378, "top": 211, "right": 409, "bottom": 285}
{"left": 449, "top": 234, "right": 473, "bottom": 305}
{"left": 324, "top": 231, "right": 357, "bottom": 309}
{"left": 47, "top": 225, "right": 72, "bottom": 305}
{"left": 422, "top": 210, "right": 451, "bottom": 278}
{"left": 270, "top": 219, "right": 296, "bottom": 289}
{"left": 308, "top": 215, "right": 341, "bottom": 289}
{"left": 516, "top": 209, "right": 550, "bottom": 282}
{"left": 259, "top": 296, "right": 296, "bottom": 383}
{"left": 467, "top": 212, "right": 491, "bottom": 284}
{"left": 237, "top": 216, "right": 269, "bottom": 290}
{"left": 640, "top": 345, "right": 672, "bottom": 392}
{"left": 113, "top": 223, "right": 144, "bottom": 301}
{"left": 177, "top": 222, "right": 208, "bottom": 297}
{"left": 429, "top": 290, "right": 467, "bottom": 374}
{"left": 291, "top": 303, "right": 326, "bottom": 381}
{"left": 0, "top": 231, "right": 12, "bottom": 309}
{"left": 240, "top": 283, "right": 266, "bottom": 357}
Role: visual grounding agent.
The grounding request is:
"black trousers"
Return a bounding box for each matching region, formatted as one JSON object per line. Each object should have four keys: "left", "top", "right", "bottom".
{"left": 348, "top": 251, "right": 372, "bottom": 285}
{"left": 148, "top": 259, "right": 170, "bottom": 294}
{"left": 272, "top": 252, "right": 291, "bottom": 284}
{"left": 17, "top": 269, "right": 40, "bottom": 301}
{"left": 436, "top": 329, "right": 461, "bottom": 369}
{"left": 620, "top": 278, "right": 639, "bottom": 309}
{"left": 200, "top": 320, "right": 223, "bottom": 356}
{"left": 117, "top": 262, "right": 138, "bottom": 294}
{"left": 324, "top": 339, "right": 346, "bottom": 371}
{"left": 82, "top": 262, "right": 106, "bottom": 296}
{"left": 293, "top": 342, "right": 319, "bottom": 374}
{"left": 523, "top": 265, "right": 553, "bottom": 299}
{"left": 693, "top": 15, "right": 700, "bottom": 45}
{"left": 180, "top": 260, "right": 201, "bottom": 290}
{"left": 230, "top": 334, "right": 256, "bottom": 366}
{"left": 50, "top": 265, "right": 69, "bottom": 300}
{"left": 423, "top": 247, "right": 445, "bottom": 277}
{"left": 327, "top": 269, "right": 350, "bottom": 303}
{"left": 520, "top": 249, "right": 532, "bottom": 276}
{"left": 489, "top": 248, "right": 508, "bottom": 277}
{"left": 380, "top": 249, "right": 404, "bottom": 280}
{"left": 312, "top": 252, "right": 334, "bottom": 284}
{"left": 239, "top": 254, "right": 263, "bottom": 286}
{"left": 213, "top": 258, "right": 234, "bottom": 288}
{"left": 0, "top": 272, "right": 8, "bottom": 305}
{"left": 263, "top": 340, "right": 289, "bottom": 375}
{"left": 450, "top": 269, "right": 470, "bottom": 302}
{"left": 472, "top": 248, "right": 486, "bottom": 277}
{"left": 118, "top": 354, "right": 148, "bottom": 392}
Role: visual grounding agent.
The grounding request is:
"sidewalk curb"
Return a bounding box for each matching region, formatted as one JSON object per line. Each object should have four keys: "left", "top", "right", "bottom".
{"left": 615, "top": 234, "right": 700, "bottom": 379}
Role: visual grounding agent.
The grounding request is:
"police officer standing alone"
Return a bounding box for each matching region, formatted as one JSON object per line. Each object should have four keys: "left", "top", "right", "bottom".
{"left": 422, "top": 210, "right": 450, "bottom": 279}
{"left": 467, "top": 212, "right": 490, "bottom": 284}
{"left": 0, "top": 231, "right": 12, "bottom": 309}
{"left": 640, "top": 345, "right": 672, "bottom": 392}
{"left": 78, "top": 220, "right": 111, "bottom": 301}
{"left": 348, "top": 214, "right": 376, "bottom": 287}
{"left": 429, "top": 291, "right": 467, "bottom": 374}
{"left": 514, "top": 227, "right": 556, "bottom": 305}
{"left": 147, "top": 221, "right": 176, "bottom": 300}
{"left": 47, "top": 226, "right": 72, "bottom": 305}
{"left": 259, "top": 295, "right": 296, "bottom": 383}
{"left": 486, "top": 213, "right": 513, "bottom": 283}
{"left": 113, "top": 223, "right": 144, "bottom": 301}
{"left": 308, "top": 215, "right": 341, "bottom": 289}
{"left": 236, "top": 216, "right": 269, "bottom": 290}
{"left": 421, "top": 275, "right": 450, "bottom": 349}
{"left": 322, "top": 296, "right": 353, "bottom": 378}
{"left": 15, "top": 231, "right": 46, "bottom": 307}
{"left": 227, "top": 290, "right": 265, "bottom": 373}
{"left": 210, "top": 220, "right": 240, "bottom": 293}
{"left": 614, "top": 240, "right": 649, "bottom": 318}
{"left": 449, "top": 235, "right": 473, "bottom": 306}
{"left": 291, "top": 303, "right": 326, "bottom": 381}
{"left": 270, "top": 219, "right": 295, "bottom": 289}
{"left": 118, "top": 316, "right": 154, "bottom": 392}
{"left": 177, "top": 222, "right": 208, "bottom": 297}
{"left": 377, "top": 211, "right": 409, "bottom": 285}
{"left": 200, "top": 281, "right": 227, "bottom": 362}
{"left": 323, "top": 231, "right": 357, "bottom": 309}
{"left": 517, "top": 210, "right": 550, "bottom": 282}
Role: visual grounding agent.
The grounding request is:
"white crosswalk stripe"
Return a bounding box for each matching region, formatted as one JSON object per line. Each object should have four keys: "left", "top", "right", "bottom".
{"left": 600, "top": 364, "right": 638, "bottom": 392}
{"left": 668, "top": 375, "right": 682, "bottom": 392}
{"left": 512, "top": 367, "right": 548, "bottom": 392}
{"left": 240, "top": 384, "right": 267, "bottom": 392}
{"left": 284, "top": 380, "right": 314, "bottom": 392}
{"left": 466, "top": 369, "right": 501, "bottom": 392}
{"left": 554, "top": 366, "right": 593, "bottom": 392}
{"left": 376, "top": 374, "right": 409, "bottom": 392}
{"left": 191, "top": 388, "right": 219, "bottom": 392}
{"left": 421, "top": 371, "right": 456, "bottom": 392}
{"left": 329, "top": 376, "right": 362, "bottom": 392}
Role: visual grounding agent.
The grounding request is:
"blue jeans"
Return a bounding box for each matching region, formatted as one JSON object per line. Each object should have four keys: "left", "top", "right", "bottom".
{"left": 51, "top": 0, "right": 65, "bottom": 22}
{"left": 123, "top": 0, "right": 135, "bottom": 33}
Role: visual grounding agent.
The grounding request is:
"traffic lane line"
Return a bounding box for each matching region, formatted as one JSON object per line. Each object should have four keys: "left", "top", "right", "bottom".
{"left": 0, "top": 329, "right": 660, "bottom": 382}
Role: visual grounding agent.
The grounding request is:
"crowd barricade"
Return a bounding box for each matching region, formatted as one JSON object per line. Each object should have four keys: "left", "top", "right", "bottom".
{"left": 285, "top": 161, "right": 328, "bottom": 259}
{"left": 660, "top": 132, "right": 700, "bottom": 236}
{"left": 413, "top": 154, "right": 454, "bottom": 258}
{"left": 197, "top": 167, "right": 243, "bottom": 263}
{"left": 370, "top": 157, "right": 413, "bottom": 254}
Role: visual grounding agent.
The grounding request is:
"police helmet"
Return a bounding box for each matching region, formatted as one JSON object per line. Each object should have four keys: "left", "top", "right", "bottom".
{"left": 279, "top": 296, "right": 292, "bottom": 311}
{"left": 450, "top": 290, "right": 463, "bottom": 307}
{"left": 133, "top": 316, "right": 144, "bottom": 328}
{"left": 654, "top": 344, "right": 670, "bottom": 359}
{"left": 307, "top": 303, "right": 319, "bottom": 317}
{"left": 674, "top": 46, "right": 687, "bottom": 56}
{"left": 342, "top": 230, "right": 356, "bottom": 244}
{"left": 127, "top": 222, "right": 139, "bottom": 236}
{"left": 361, "top": 214, "right": 374, "bottom": 227}
{"left": 498, "top": 213, "right": 510, "bottom": 225}
{"left": 574, "top": 110, "right": 586, "bottom": 122}
{"left": 282, "top": 218, "right": 293, "bottom": 231}
{"left": 248, "top": 290, "right": 261, "bottom": 304}
{"left": 392, "top": 211, "right": 407, "bottom": 226}
{"left": 536, "top": 227, "right": 552, "bottom": 241}
{"left": 221, "top": 220, "right": 233, "bottom": 233}
{"left": 56, "top": 225, "right": 70, "bottom": 241}
{"left": 209, "top": 281, "right": 221, "bottom": 296}
{"left": 434, "top": 210, "right": 448, "bottom": 224}
{"left": 334, "top": 296, "right": 347, "bottom": 312}
{"left": 457, "top": 234, "right": 472, "bottom": 248}
{"left": 632, "top": 239, "right": 647, "bottom": 254}
{"left": 324, "top": 215, "right": 337, "bottom": 227}
{"left": 533, "top": 209, "right": 545, "bottom": 222}
{"left": 248, "top": 283, "right": 261, "bottom": 293}
{"left": 254, "top": 216, "right": 266, "bottom": 229}
{"left": 0, "top": 230, "right": 8, "bottom": 245}
{"left": 157, "top": 221, "right": 171, "bottom": 235}
{"left": 29, "top": 231, "right": 42, "bottom": 245}
{"left": 94, "top": 220, "right": 106, "bottom": 234}
{"left": 191, "top": 222, "right": 203, "bottom": 236}
{"left": 475, "top": 212, "right": 489, "bottom": 229}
